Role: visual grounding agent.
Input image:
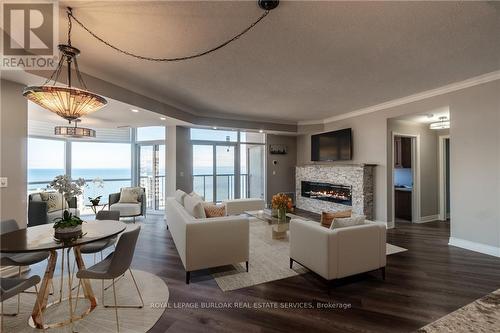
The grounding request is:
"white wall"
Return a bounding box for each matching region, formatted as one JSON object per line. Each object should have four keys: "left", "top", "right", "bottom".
{"left": 0, "top": 79, "right": 28, "bottom": 227}
{"left": 297, "top": 79, "right": 500, "bottom": 256}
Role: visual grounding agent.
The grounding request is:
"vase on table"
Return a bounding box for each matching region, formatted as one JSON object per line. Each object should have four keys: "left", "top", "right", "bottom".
{"left": 277, "top": 207, "right": 287, "bottom": 222}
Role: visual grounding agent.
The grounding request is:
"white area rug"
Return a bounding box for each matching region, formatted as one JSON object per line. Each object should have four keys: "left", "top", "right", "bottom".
{"left": 212, "top": 218, "right": 408, "bottom": 291}
{"left": 2, "top": 269, "right": 168, "bottom": 333}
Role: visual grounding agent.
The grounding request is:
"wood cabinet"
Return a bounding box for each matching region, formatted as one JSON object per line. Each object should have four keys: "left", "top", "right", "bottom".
{"left": 394, "top": 137, "right": 412, "bottom": 168}
{"left": 395, "top": 189, "right": 412, "bottom": 221}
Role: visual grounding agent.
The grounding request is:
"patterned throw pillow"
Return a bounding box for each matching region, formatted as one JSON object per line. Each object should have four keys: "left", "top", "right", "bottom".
{"left": 320, "top": 209, "right": 352, "bottom": 228}
{"left": 204, "top": 203, "right": 226, "bottom": 218}
{"left": 330, "top": 215, "right": 366, "bottom": 229}
{"left": 119, "top": 187, "right": 143, "bottom": 203}
{"left": 40, "top": 192, "right": 68, "bottom": 213}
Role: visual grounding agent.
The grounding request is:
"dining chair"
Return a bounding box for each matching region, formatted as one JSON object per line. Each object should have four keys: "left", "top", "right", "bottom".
{"left": 0, "top": 219, "right": 51, "bottom": 315}
{"left": 1, "top": 276, "right": 46, "bottom": 332}
{"left": 75, "top": 225, "right": 143, "bottom": 332}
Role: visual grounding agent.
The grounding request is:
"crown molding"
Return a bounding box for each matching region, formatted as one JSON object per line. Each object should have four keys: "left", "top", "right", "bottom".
{"left": 298, "top": 70, "right": 500, "bottom": 126}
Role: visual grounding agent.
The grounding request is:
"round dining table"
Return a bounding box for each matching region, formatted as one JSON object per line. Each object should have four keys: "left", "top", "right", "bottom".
{"left": 0, "top": 220, "right": 127, "bottom": 329}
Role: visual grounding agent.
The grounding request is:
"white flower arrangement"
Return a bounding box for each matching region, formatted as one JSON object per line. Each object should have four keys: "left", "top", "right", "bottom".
{"left": 48, "top": 175, "right": 86, "bottom": 201}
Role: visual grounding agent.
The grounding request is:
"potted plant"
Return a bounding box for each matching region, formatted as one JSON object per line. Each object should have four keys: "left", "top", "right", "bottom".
{"left": 53, "top": 210, "right": 84, "bottom": 240}
{"left": 48, "top": 175, "right": 86, "bottom": 239}
{"left": 271, "top": 193, "right": 293, "bottom": 222}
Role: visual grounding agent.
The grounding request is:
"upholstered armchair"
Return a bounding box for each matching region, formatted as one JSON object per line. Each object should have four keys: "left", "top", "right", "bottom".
{"left": 109, "top": 187, "right": 146, "bottom": 222}
{"left": 28, "top": 193, "right": 78, "bottom": 226}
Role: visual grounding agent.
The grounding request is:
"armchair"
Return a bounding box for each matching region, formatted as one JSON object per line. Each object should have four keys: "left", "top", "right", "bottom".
{"left": 28, "top": 194, "right": 78, "bottom": 226}
{"left": 109, "top": 188, "right": 146, "bottom": 222}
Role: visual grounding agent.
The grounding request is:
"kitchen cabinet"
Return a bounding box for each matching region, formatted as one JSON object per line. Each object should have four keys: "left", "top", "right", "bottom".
{"left": 394, "top": 137, "right": 412, "bottom": 168}
{"left": 395, "top": 189, "right": 412, "bottom": 221}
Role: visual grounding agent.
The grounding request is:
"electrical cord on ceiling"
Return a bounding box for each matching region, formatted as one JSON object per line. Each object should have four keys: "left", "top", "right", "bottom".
{"left": 67, "top": 7, "right": 271, "bottom": 62}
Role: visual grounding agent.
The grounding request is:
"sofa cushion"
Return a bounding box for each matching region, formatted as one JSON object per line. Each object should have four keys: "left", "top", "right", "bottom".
{"left": 184, "top": 194, "right": 206, "bottom": 219}
{"left": 110, "top": 203, "right": 141, "bottom": 216}
{"left": 40, "top": 192, "right": 68, "bottom": 213}
{"left": 47, "top": 208, "right": 79, "bottom": 223}
{"left": 119, "top": 187, "right": 143, "bottom": 203}
{"left": 321, "top": 209, "right": 351, "bottom": 228}
{"left": 31, "top": 193, "right": 43, "bottom": 202}
{"left": 330, "top": 215, "right": 366, "bottom": 229}
{"left": 175, "top": 190, "right": 187, "bottom": 206}
{"left": 204, "top": 203, "right": 226, "bottom": 218}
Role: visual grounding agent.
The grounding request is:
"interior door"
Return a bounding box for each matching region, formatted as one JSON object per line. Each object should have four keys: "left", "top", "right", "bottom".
{"left": 248, "top": 145, "right": 264, "bottom": 199}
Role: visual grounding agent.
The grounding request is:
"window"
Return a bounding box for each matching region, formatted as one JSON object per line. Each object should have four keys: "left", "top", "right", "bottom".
{"left": 190, "top": 128, "right": 237, "bottom": 142}
{"left": 28, "top": 138, "right": 65, "bottom": 192}
{"left": 72, "top": 142, "right": 132, "bottom": 203}
{"left": 136, "top": 126, "right": 165, "bottom": 141}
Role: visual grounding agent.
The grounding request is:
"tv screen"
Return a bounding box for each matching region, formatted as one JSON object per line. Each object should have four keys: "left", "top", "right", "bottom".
{"left": 311, "top": 128, "right": 352, "bottom": 161}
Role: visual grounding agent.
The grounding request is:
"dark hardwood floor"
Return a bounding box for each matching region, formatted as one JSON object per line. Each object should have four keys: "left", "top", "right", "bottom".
{"left": 30, "top": 214, "right": 500, "bottom": 333}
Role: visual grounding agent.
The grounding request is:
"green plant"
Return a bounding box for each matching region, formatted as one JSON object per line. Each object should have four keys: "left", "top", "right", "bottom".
{"left": 89, "top": 195, "right": 102, "bottom": 206}
{"left": 53, "top": 210, "right": 84, "bottom": 229}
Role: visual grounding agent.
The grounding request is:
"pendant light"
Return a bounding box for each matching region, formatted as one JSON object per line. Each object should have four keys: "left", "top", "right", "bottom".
{"left": 54, "top": 119, "right": 96, "bottom": 138}
{"left": 430, "top": 116, "right": 450, "bottom": 130}
{"left": 23, "top": 8, "right": 107, "bottom": 122}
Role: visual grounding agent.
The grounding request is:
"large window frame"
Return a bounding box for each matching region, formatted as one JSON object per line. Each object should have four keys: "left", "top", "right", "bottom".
{"left": 191, "top": 129, "right": 266, "bottom": 202}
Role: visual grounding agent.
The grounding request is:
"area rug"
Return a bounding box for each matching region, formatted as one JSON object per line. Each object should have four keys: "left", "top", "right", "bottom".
{"left": 416, "top": 288, "right": 500, "bottom": 332}
{"left": 2, "top": 269, "right": 169, "bottom": 333}
{"left": 212, "top": 218, "right": 408, "bottom": 292}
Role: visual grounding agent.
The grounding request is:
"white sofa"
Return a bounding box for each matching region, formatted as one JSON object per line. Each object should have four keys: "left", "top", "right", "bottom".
{"left": 222, "top": 198, "right": 265, "bottom": 216}
{"left": 166, "top": 198, "right": 250, "bottom": 284}
{"left": 289, "top": 219, "right": 387, "bottom": 281}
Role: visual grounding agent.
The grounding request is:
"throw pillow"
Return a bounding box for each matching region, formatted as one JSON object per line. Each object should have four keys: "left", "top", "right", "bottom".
{"left": 330, "top": 215, "right": 366, "bottom": 229}
{"left": 204, "top": 203, "right": 226, "bottom": 218}
{"left": 320, "top": 209, "right": 352, "bottom": 228}
{"left": 40, "top": 192, "right": 68, "bottom": 213}
{"left": 175, "top": 189, "right": 187, "bottom": 206}
{"left": 189, "top": 192, "right": 204, "bottom": 201}
{"left": 184, "top": 194, "right": 206, "bottom": 219}
{"left": 119, "top": 187, "right": 143, "bottom": 203}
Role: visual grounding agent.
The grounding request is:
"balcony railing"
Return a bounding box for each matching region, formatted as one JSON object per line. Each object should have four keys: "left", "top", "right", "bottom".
{"left": 193, "top": 173, "right": 248, "bottom": 202}
{"left": 139, "top": 175, "right": 165, "bottom": 211}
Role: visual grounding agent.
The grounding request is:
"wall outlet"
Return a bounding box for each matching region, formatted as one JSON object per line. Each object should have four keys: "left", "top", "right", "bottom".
{"left": 0, "top": 177, "right": 7, "bottom": 188}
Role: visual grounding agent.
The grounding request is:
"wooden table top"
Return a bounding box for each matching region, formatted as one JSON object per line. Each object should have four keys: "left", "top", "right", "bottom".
{"left": 0, "top": 220, "right": 126, "bottom": 253}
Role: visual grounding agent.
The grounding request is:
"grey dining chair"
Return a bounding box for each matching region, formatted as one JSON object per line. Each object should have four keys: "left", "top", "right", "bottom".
{"left": 0, "top": 219, "right": 51, "bottom": 315}
{"left": 75, "top": 225, "right": 143, "bottom": 332}
{"left": 1, "top": 276, "right": 46, "bottom": 332}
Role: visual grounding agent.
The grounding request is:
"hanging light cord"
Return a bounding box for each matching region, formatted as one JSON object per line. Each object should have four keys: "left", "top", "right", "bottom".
{"left": 67, "top": 7, "right": 270, "bottom": 62}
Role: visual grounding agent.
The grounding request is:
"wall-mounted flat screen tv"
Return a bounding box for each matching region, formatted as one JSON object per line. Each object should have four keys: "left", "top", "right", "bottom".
{"left": 311, "top": 128, "right": 352, "bottom": 161}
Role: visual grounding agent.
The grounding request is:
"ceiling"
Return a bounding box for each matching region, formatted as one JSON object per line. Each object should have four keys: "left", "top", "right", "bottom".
{"left": 47, "top": 1, "right": 500, "bottom": 124}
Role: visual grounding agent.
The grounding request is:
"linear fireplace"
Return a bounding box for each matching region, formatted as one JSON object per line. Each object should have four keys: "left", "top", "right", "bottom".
{"left": 301, "top": 181, "right": 352, "bottom": 206}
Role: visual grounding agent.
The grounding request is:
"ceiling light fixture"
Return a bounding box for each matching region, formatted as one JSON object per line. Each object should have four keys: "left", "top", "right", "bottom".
{"left": 259, "top": 129, "right": 264, "bottom": 133}
{"left": 131, "top": 109, "right": 139, "bottom": 113}
{"left": 430, "top": 116, "right": 450, "bottom": 130}
{"left": 66, "top": 1, "right": 279, "bottom": 62}
{"left": 160, "top": 117, "right": 166, "bottom": 120}
{"left": 54, "top": 119, "right": 96, "bottom": 138}
{"left": 23, "top": 8, "right": 107, "bottom": 122}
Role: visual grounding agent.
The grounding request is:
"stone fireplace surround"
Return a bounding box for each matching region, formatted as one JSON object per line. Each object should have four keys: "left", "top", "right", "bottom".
{"left": 295, "top": 164, "right": 375, "bottom": 220}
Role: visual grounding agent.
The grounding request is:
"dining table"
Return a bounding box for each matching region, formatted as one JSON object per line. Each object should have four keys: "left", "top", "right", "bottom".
{"left": 0, "top": 220, "right": 127, "bottom": 329}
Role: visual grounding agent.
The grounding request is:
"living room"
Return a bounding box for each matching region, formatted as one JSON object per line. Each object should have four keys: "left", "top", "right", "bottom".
{"left": 1, "top": 1, "right": 499, "bottom": 332}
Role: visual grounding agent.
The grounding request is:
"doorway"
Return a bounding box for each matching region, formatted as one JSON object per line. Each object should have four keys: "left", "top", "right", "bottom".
{"left": 138, "top": 143, "right": 165, "bottom": 212}
{"left": 391, "top": 133, "right": 420, "bottom": 224}
{"left": 438, "top": 135, "right": 450, "bottom": 221}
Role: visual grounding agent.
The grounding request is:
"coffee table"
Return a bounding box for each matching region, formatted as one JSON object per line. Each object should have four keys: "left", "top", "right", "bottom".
{"left": 245, "top": 209, "right": 303, "bottom": 239}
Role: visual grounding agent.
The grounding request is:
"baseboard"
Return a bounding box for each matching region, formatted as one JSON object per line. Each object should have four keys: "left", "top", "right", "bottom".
{"left": 415, "top": 215, "right": 439, "bottom": 223}
{"left": 449, "top": 237, "right": 500, "bottom": 258}
{"left": 0, "top": 266, "right": 30, "bottom": 277}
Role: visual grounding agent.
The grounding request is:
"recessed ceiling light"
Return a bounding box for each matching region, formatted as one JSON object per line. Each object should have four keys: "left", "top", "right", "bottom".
{"left": 212, "top": 126, "right": 217, "bottom": 130}
{"left": 131, "top": 109, "right": 139, "bottom": 113}
{"left": 259, "top": 129, "right": 264, "bottom": 133}
{"left": 160, "top": 117, "right": 166, "bottom": 120}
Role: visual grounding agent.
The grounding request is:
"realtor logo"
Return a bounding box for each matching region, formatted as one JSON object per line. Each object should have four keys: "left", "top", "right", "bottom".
{"left": 1, "top": 0, "right": 58, "bottom": 69}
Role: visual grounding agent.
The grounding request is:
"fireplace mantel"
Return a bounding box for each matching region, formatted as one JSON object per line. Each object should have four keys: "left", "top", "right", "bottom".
{"left": 295, "top": 164, "right": 375, "bottom": 219}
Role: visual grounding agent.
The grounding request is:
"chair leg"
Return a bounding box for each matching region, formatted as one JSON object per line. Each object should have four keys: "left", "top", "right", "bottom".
{"left": 17, "top": 266, "right": 21, "bottom": 314}
{"left": 246, "top": 261, "right": 249, "bottom": 272}
{"left": 381, "top": 267, "right": 386, "bottom": 280}
{"left": 186, "top": 271, "right": 190, "bottom": 284}
{"left": 290, "top": 258, "right": 293, "bottom": 269}
{"left": 112, "top": 278, "right": 120, "bottom": 333}
{"left": 133, "top": 216, "right": 136, "bottom": 223}
{"left": 1, "top": 301, "right": 3, "bottom": 333}
{"left": 103, "top": 270, "right": 144, "bottom": 308}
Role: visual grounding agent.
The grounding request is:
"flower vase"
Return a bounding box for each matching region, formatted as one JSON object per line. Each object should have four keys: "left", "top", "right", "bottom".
{"left": 278, "top": 208, "right": 287, "bottom": 222}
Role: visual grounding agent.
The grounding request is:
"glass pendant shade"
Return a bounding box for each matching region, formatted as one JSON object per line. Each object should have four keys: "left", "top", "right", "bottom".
{"left": 54, "top": 124, "right": 96, "bottom": 138}
{"left": 429, "top": 117, "right": 450, "bottom": 130}
{"left": 23, "top": 85, "right": 107, "bottom": 121}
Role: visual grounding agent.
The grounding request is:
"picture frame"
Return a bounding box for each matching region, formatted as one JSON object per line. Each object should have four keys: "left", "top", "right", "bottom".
{"left": 269, "top": 144, "right": 287, "bottom": 155}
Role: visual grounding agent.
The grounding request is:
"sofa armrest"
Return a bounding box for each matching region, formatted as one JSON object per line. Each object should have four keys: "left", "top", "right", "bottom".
{"left": 184, "top": 216, "right": 250, "bottom": 271}
{"left": 223, "top": 198, "right": 265, "bottom": 216}
{"left": 290, "top": 219, "right": 335, "bottom": 279}
{"left": 28, "top": 201, "right": 49, "bottom": 226}
{"left": 109, "top": 192, "right": 120, "bottom": 206}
